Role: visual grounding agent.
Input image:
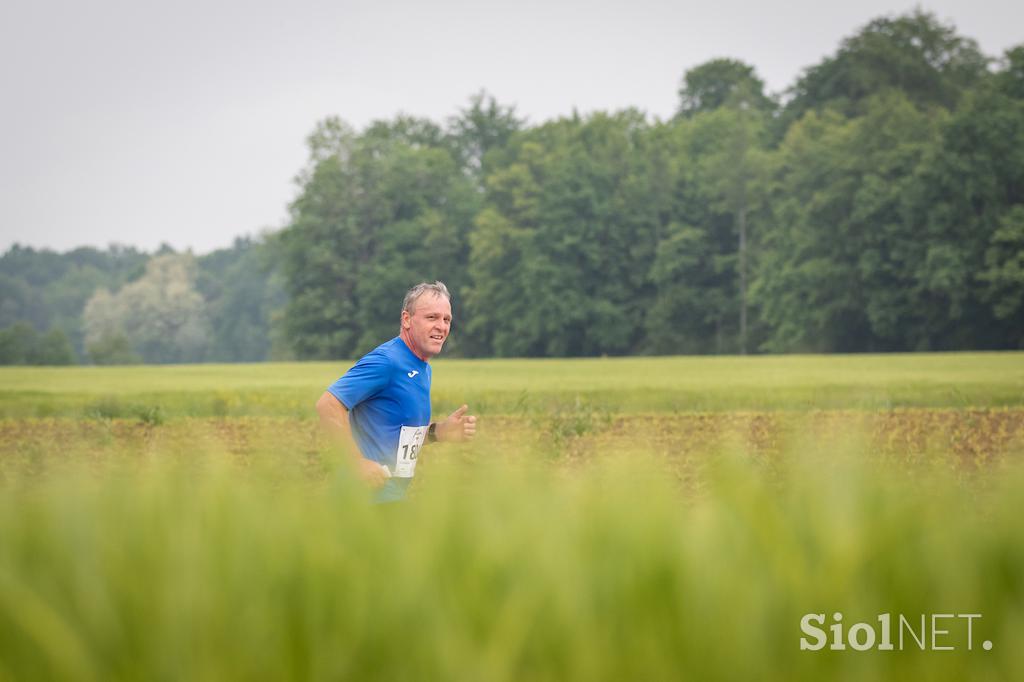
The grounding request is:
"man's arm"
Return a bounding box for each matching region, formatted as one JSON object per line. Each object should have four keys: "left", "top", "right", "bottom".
{"left": 316, "top": 391, "right": 389, "bottom": 487}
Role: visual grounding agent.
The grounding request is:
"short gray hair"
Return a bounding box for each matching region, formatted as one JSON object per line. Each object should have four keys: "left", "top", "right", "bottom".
{"left": 401, "top": 281, "right": 451, "bottom": 318}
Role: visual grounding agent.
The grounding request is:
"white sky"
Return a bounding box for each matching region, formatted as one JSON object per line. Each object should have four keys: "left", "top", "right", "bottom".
{"left": 1, "top": 0, "right": 1021, "bottom": 255}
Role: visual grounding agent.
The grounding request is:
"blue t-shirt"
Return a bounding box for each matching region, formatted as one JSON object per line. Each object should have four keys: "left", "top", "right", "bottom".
{"left": 327, "top": 336, "right": 432, "bottom": 501}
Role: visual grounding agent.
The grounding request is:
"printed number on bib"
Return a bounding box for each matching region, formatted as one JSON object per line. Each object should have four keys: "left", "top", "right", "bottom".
{"left": 395, "top": 425, "right": 427, "bottom": 478}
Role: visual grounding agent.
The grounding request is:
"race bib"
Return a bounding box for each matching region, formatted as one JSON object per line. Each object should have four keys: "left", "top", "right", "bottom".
{"left": 394, "top": 425, "right": 427, "bottom": 478}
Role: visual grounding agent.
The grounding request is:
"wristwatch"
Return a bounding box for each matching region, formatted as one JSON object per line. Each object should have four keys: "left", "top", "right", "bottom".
{"left": 427, "top": 422, "right": 438, "bottom": 443}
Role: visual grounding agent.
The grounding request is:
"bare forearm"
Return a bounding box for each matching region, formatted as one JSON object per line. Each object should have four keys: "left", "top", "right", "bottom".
{"left": 316, "top": 392, "right": 361, "bottom": 461}
{"left": 316, "top": 392, "right": 389, "bottom": 488}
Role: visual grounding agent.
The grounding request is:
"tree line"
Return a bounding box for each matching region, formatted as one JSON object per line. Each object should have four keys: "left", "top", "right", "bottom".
{"left": 3, "top": 10, "right": 1022, "bottom": 364}
{"left": 0, "top": 240, "right": 283, "bottom": 364}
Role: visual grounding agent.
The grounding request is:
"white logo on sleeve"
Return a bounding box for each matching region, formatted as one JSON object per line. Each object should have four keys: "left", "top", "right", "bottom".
{"left": 407, "top": 370, "right": 419, "bottom": 378}
{"left": 394, "top": 426, "right": 427, "bottom": 478}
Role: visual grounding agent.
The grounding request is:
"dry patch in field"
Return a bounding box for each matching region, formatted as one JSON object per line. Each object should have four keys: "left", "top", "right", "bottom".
{"left": 3, "top": 409, "right": 1020, "bottom": 486}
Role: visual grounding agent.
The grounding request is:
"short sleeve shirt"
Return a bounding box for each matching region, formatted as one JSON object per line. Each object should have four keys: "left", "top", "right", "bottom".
{"left": 326, "top": 337, "right": 431, "bottom": 500}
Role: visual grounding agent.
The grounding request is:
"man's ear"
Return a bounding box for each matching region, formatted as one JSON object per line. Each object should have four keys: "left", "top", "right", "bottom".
{"left": 401, "top": 310, "right": 411, "bottom": 330}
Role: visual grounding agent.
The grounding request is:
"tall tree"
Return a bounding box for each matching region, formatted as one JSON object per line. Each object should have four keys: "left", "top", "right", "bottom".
{"left": 447, "top": 91, "right": 524, "bottom": 182}
{"left": 466, "top": 111, "right": 665, "bottom": 356}
{"left": 909, "top": 46, "right": 1024, "bottom": 348}
{"left": 197, "top": 237, "right": 285, "bottom": 362}
{"left": 276, "top": 116, "right": 479, "bottom": 359}
{"left": 980, "top": 206, "right": 1024, "bottom": 347}
{"left": 992, "top": 45, "right": 1024, "bottom": 99}
{"left": 82, "top": 254, "right": 210, "bottom": 363}
{"left": 646, "top": 92, "right": 771, "bottom": 355}
{"left": 781, "top": 10, "right": 987, "bottom": 130}
{"left": 0, "top": 323, "right": 75, "bottom": 365}
{"left": 0, "top": 244, "right": 147, "bottom": 355}
{"left": 677, "top": 59, "right": 775, "bottom": 118}
{"left": 275, "top": 118, "right": 363, "bottom": 359}
{"left": 694, "top": 108, "right": 771, "bottom": 353}
{"left": 754, "top": 93, "right": 942, "bottom": 352}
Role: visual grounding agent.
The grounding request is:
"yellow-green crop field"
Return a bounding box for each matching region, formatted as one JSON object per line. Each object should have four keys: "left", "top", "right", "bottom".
{"left": 1, "top": 353, "right": 1023, "bottom": 680}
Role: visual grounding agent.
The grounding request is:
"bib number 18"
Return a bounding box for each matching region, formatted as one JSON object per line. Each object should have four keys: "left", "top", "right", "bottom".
{"left": 395, "top": 425, "right": 427, "bottom": 478}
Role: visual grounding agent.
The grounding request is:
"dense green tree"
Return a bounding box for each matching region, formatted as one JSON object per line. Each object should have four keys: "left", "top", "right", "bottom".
{"left": 0, "top": 244, "right": 147, "bottom": 355}
{"left": 781, "top": 10, "right": 987, "bottom": 133}
{"left": 82, "top": 254, "right": 209, "bottom": 363}
{"left": 907, "top": 50, "right": 1024, "bottom": 349}
{"left": 643, "top": 100, "right": 772, "bottom": 355}
{"left": 8, "top": 13, "right": 1020, "bottom": 361}
{"left": 0, "top": 274, "right": 42, "bottom": 330}
{"left": 197, "top": 237, "right": 285, "bottom": 362}
{"left": 694, "top": 108, "right": 771, "bottom": 353}
{"left": 447, "top": 91, "right": 524, "bottom": 181}
{"left": 0, "top": 323, "right": 36, "bottom": 364}
{"left": 992, "top": 46, "right": 1024, "bottom": 99}
{"left": 277, "top": 116, "right": 479, "bottom": 359}
{"left": 673, "top": 58, "right": 776, "bottom": 352}
{"left": 644, "top": 218, "right": 721, "bottom": 354}
{"left": 87, "top": 332, "right": 141, "bottom": 365}
{"left": 36, "top": 328, "right": 77, "bottom": 365}
{"left": 754, "top": 94, "right": 943, "bottom": 351}
{"left": 644, "top": 117, "right": 736, "bottom": 355}
{"left": 0, "top": 322, "right": 76, "bottom": 365}
{"left": 980, "top": 206, "right": 1024, "bottom": 345}
{"left": 362, "top": 115, "right": 451, "bottom": 151}
{"left": 466, "top": 111, "right": 665, "bottom": 356}
{"left": 464, "top": 150, "right": 544, "bottom": 356}
{"left": 677, "top": 59, "right": 775, "bottom": 118}
{"left": 0, "top": 242, "right": 280, "bottom": 363}
{"left": 275, "top": 118, "right": 362, "bottom": 359}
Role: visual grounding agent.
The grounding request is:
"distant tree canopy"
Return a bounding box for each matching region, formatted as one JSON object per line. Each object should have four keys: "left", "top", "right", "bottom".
{"left": 277, "top": 11, "right": 1023, "bottom": 358}
{"left": 83, "top": 254, "right": 210, "bottom": 364}
{"left": 3, "top": 10, "right": 1022, "bottom": 363}
{"left": 0, "top": 244, "right": 147, "bottom": 354}
{"left": 1, "top": 238, "right": 281, "bottom": 364}
{"left": 274, "top": 115, "right": 481, "bottom": 360}
{"left": 785, "top": 9, "right": 988, "bottom": 118}
{"left": 677, "top": 58, "right": 774, "bottom": 118}
{"left": 0, "top": 322, "right": 75, "bottom": 366}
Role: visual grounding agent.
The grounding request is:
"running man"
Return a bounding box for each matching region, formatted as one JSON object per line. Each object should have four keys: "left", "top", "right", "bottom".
{"left": 315, "top": 281, "right": 476, "bottom": 502}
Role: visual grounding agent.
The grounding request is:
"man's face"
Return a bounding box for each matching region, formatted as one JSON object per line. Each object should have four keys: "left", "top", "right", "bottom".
{"left": 401, "top": 293, "right": 452, "bottom": 360}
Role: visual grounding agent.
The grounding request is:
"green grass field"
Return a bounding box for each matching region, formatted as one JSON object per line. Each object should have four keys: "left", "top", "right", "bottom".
{"left": 1, "top": 354, "right": 1022, "bottom": 680}
{"left": 2, "top": 351, "right": 1022, "bottom": 418}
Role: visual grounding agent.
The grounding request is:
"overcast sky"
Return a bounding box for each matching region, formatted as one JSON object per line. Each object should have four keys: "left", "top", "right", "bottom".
{"left": 1, "top": 0, "right": 1021, "bottom": 255}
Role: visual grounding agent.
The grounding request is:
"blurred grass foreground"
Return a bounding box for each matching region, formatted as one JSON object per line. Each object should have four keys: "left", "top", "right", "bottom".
{"left": 0, "top": 355, "right": 1023, "bottom": 680}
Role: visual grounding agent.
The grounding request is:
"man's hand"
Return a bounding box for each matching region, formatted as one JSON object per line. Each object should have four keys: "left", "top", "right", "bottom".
{"left": 357, "top": 458, "right": 390, "bottom": 488}
{"left": 437, "top": 404, "right": 477, "bottom": 442}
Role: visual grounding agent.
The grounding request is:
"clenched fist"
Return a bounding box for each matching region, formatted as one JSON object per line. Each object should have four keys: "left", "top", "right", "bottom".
{"left": 437, "top": 404, "right": 477, "bottom": 442}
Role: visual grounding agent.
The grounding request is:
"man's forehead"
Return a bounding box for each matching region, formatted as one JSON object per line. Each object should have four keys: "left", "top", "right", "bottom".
{"left": 413, "top": 293, "right": 451, "bottom": 314}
